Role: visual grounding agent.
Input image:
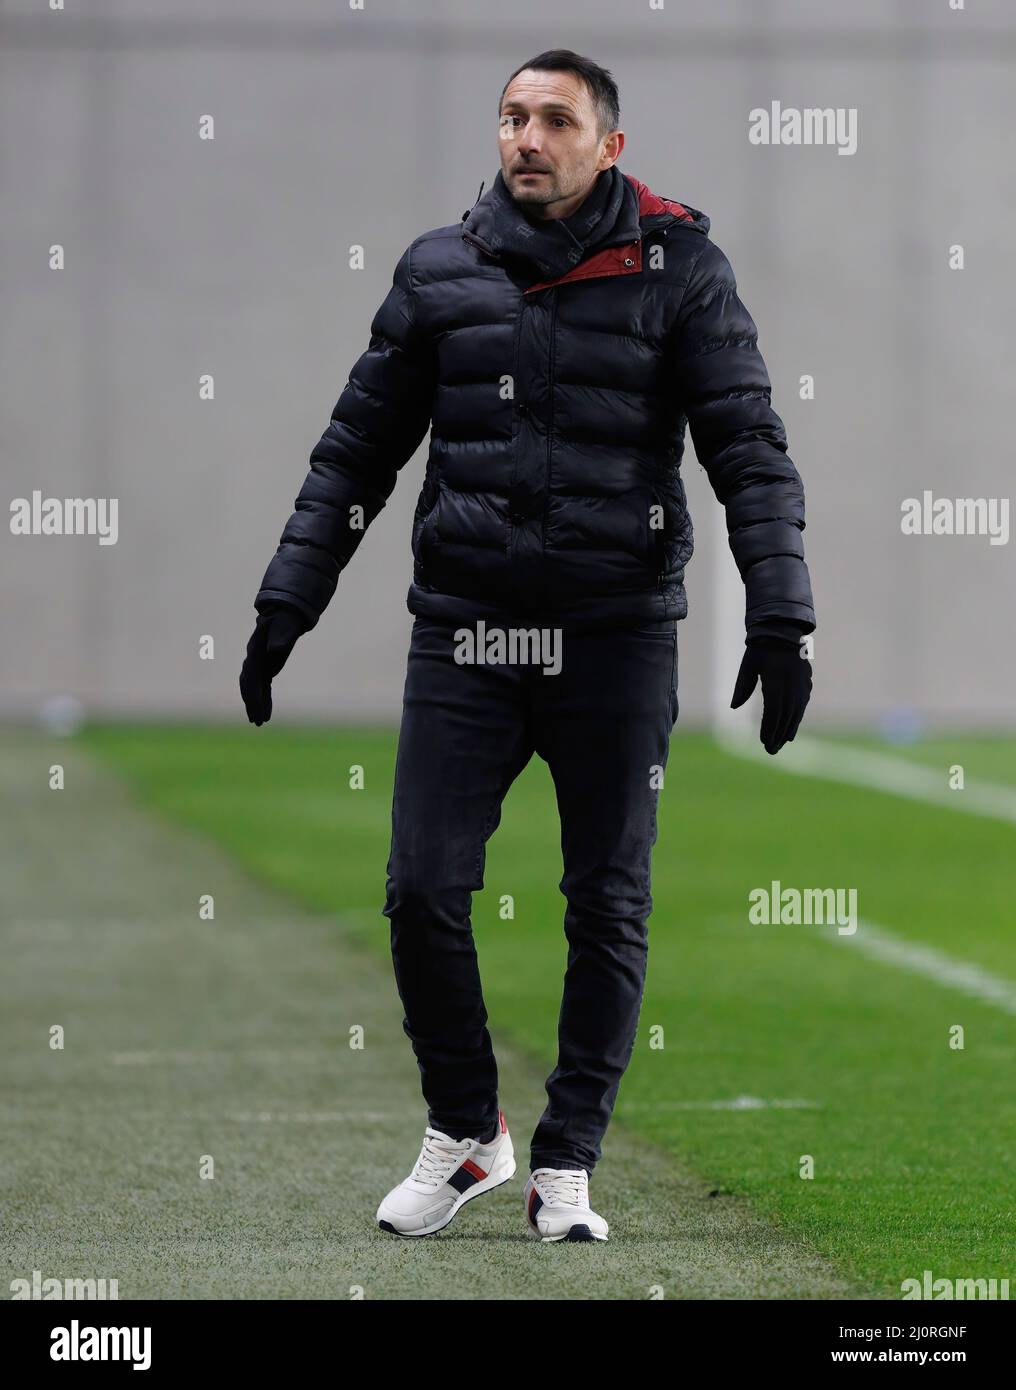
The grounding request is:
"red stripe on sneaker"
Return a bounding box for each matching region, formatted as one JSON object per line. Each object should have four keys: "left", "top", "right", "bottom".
{"left": 462, "top": 1158, "right": 488, "bottom": 1180}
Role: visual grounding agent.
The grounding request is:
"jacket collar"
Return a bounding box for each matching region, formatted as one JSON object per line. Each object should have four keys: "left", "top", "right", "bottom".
{"left": 461, "top": 165, "right": 628, "bottom": 283}
{"left": 462, "top": 170, "right": 707, "bottom": 292}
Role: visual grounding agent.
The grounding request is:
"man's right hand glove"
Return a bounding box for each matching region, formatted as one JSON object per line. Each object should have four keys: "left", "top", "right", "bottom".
{"left": 239, "top": 604, "right": 309, "bottom": 726}
{"left": 730, "top": 635, "right": 813, "bottom": 755}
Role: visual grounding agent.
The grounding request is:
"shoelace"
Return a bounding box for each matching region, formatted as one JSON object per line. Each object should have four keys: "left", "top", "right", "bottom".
{"left": 534, "top": 1170, "right": 588, "bottom": 1206}
{"left": 409, "top": 1129, "right": 471, "bottom": 1188}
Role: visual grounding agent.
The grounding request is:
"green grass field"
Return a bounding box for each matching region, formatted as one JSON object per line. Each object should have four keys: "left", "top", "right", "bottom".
{"left": 2, "top": 725, "right": 1013, "bottom": 1300}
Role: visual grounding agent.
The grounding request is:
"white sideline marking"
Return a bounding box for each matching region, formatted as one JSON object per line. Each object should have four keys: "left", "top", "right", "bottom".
{"left": 111, "top": 1049, "right": 338, "bottom": 1066}
{"left": 0, "top": 1103, "right": 401, "bottom": 1126}
{"left": 717, "top": 734, "right": 1016, "bottom": 1012}
{"left": 719, "top": 732, "right": 1016, "bottom": 826}
{"left": 8, "top": 916, "right": 344, "bottom": 926}
{"left": 834, "top": 920, "right": 1016, "bottom": 1016}
{"left": 225, "top": 1111, "right": 397, "bottom": 1124}
{"left": 624, "top": 1097, "right": 820, "bottom": 1112}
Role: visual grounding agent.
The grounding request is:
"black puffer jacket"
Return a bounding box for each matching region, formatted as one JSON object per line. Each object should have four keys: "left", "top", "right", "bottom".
{"left": 255, "top": 169, "right": 815, "bottom": 637}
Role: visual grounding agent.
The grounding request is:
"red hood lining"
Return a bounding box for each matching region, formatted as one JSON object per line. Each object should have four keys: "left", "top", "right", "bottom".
{"left": 520, "top": 175, "right": 693, "bottom": 294}
{"left": 624, "top": 173, "right": 693, "bottom": 223}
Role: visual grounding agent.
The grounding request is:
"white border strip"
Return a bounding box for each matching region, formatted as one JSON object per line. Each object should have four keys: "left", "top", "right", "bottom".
{"left": 837, "top": 921, "right": 1016, "bottom": 1016}
{"left": 719, "top": 733, "right": 1016, "bottom": 826}
{"left": 719, "top": 734, "right": 1016, "bottom": 1013}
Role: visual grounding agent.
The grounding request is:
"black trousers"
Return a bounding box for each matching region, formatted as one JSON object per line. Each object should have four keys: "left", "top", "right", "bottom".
{"left": 382, "top": 615, "right": 679, "bottom": 1175}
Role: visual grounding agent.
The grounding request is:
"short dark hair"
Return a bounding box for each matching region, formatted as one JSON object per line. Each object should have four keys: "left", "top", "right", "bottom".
{"left": 500, "top": 49, "right": 620, "bottom": 139}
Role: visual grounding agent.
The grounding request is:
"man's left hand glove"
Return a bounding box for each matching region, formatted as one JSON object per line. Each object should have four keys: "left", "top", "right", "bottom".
{"left": 730, "top": 636, "right": 812, "bottom": 755}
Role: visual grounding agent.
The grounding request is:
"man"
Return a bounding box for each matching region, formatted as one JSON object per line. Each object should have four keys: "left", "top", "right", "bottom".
{"left": 240, "top": 49, "right": 815, "bottom": 1243}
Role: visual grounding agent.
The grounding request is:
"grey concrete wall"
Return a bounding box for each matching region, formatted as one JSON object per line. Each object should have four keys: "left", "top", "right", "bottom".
{"left": 2, "top": 0, "right": 1013, "bottom": 726}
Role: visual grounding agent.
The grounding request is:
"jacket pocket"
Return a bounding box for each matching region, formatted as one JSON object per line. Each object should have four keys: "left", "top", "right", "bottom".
{"left": 646, "top": 483, "right": 694, "bottom": 576}
{"left": 413, "top": 485, "right": 442, "bottom": 564}
{"left": 645, "top": 488, "right": 667, "bottom": 580}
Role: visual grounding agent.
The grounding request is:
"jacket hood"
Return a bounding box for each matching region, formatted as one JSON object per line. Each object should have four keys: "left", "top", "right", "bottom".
{"left": 461, "top": 170, "right": 709, "bottom": 278}
{"left": 624, "top": 175, "right": 710, "bottom": 237}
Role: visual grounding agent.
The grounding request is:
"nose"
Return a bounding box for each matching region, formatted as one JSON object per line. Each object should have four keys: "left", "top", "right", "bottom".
{"left": 516, "top": 119, "right": 543, "bottom": 154}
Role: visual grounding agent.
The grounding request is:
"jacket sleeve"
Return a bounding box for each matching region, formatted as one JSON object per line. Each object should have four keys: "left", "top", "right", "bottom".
{"left": 672, "top": 238, "right": 816, "bottom": 637}
{"left": 254, "top": 242, "right": 435, "bottom": 628}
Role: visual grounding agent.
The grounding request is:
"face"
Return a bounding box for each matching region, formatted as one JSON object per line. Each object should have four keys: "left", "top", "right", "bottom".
{"left": 498, "top": 68, "right": 623, "bottom": 219}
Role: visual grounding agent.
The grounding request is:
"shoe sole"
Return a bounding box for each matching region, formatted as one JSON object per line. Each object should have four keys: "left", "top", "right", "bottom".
{"left": 377, "top": 1154, "right": 517, "bottom": 1238}
{"left": 526, "top": 1220, "right": 609, "bottom": 1243}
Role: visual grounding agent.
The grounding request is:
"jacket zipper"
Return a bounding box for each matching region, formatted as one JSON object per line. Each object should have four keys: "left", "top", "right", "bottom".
{"left": 507, "top": 294, "right": 528, "bottom": 557}
{"left": 649, "top": 234, "right": 672, "bottom": 592}
{"left": 542, "top": 289, "right": 558, "bottom": 552}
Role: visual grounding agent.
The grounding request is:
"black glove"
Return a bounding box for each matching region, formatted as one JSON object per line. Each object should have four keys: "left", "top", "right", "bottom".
{"left": 730, "top": 635, "right": 812, "bottom": 755}
{"left": 239, "top": 604, "right": 309, "bottom": 726}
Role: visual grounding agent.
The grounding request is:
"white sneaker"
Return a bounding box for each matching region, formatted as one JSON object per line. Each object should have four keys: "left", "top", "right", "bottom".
{"left": 376, "top": 1108, "right": 515, "bottom": 1237}
{"left": 523, "top": 1167, "right": 609, "bottom": 1242}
